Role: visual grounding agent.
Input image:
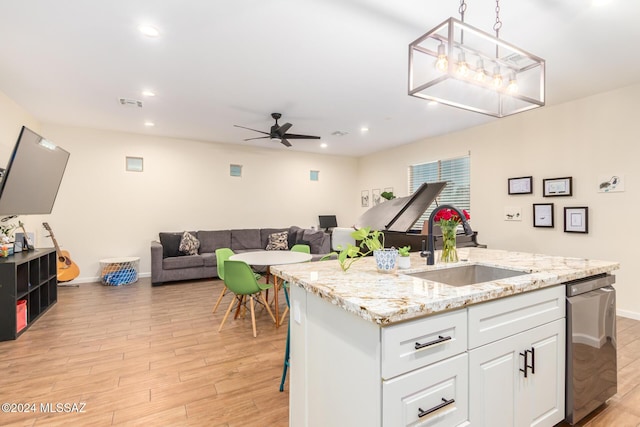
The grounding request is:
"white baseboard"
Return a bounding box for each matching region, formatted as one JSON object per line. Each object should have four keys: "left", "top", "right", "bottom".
{"left": 617, "top": 308, "right": 640, "bottom": 321}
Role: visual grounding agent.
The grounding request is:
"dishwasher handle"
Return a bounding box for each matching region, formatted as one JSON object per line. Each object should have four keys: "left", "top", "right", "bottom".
{"left": 566, "top": 274, "right": 615, "bottom": 297}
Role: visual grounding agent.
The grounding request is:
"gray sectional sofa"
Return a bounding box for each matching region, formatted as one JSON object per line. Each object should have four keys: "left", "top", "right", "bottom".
{"left": 150, "top": 226, "right": 330, "bottom": 285}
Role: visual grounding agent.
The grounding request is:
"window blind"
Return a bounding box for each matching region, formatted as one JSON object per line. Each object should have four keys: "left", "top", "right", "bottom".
{"left": 408, "top": 155, "right": 470, "bottom": 231}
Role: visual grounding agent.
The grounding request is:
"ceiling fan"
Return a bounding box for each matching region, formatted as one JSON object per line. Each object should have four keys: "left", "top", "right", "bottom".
{"left": 234, "top": 112, "right": 321, "bottom": 147}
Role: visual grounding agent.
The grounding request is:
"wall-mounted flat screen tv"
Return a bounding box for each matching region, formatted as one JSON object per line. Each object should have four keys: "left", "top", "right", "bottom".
{"left": 0, "top": 126, "right": 70, "bottom": 215}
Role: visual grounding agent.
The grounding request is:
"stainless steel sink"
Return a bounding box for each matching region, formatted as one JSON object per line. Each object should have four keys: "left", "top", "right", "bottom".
{"left": 407, "top": 265, "right": 529, "bottom": 286}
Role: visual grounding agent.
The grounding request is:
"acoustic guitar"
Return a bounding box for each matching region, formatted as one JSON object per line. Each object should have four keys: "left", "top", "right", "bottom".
{"left": 42, "top": 222, "right": 80, "bottom": 282}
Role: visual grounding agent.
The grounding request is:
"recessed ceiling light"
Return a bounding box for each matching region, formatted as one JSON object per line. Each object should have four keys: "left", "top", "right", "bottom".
{"left": 428, "top": 101, "right": 438, "bottom": 107}
{"left": 592, "top": 0, "right": 612, "bottom": 5}
{"left": 142, "top": 90, "right": 155, "bottom": 97}
{"left": 144, "top": 121, "right": 155, "bottom": 127}
{"left": 360, "top": 127, "right": 369, "bottom": 132}
{"left": 320, "top": 143, "right": 328, "bottom": 148}
{"left": 138, "top": 25, "right": 160, "bottom": 37}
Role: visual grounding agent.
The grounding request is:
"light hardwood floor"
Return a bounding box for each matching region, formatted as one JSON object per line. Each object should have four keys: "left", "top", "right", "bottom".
{"left": 0, "top": 278, "right": 638, "bottom": 426}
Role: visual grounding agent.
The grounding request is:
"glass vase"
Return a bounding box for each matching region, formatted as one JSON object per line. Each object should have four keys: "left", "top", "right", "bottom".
{"left": 439, "top": 223, "right": 459, "bottom": 263}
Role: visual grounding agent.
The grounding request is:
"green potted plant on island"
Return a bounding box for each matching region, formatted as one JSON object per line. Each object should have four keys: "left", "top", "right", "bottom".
{"left": 396, "top": 245, "right": 411, "bottom": 270}
{"left": 334, "top": 227, "right": 398, "bottom": 273}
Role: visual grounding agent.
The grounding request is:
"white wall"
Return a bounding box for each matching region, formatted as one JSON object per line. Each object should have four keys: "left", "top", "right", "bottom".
{"left": 357, "top": 83, "right": 640, "bottom": 319}
{"left": 1, "top": 84, "right": 637, "bottom": 318}
{"left": 0, "top": 91, "right": 41, "bottom": 158}
{"left": 0, "top": 107, "right": 359, "bottom": 281}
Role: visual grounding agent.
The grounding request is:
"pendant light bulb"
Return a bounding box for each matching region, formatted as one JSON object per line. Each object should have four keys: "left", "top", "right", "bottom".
{"left": 435, "top": 43, "right": 448, "bottom": 72}
{"left": 492, "top": 65, "right": 503, "bottom": 88}
{"left": 474, "top": 59, "right": 488, "bottom": 82}
{"left": 507, "top": 73, "right": 518, "bottom": 94}
{"left": 456, "top": 51, "right": 469, "bottom": 77}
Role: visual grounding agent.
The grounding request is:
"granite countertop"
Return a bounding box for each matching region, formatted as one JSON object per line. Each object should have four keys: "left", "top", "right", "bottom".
{"left": 270, "top": 248, "right": 620, "bottom": 326}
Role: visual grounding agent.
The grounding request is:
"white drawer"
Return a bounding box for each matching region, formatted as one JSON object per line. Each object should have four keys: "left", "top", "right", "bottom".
{"left": 383, "top": 353, "right": 469, "bottom": 427}
{"left": 381, "top": 309, "right": 467, "bottom": 379}
{"left": 468, "top": 285, "right": 565, "bottom": 349}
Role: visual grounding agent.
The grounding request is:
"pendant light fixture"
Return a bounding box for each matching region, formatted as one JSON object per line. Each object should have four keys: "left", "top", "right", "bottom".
{"left": 408, "top": 0, "right": 545, "bottom": 118}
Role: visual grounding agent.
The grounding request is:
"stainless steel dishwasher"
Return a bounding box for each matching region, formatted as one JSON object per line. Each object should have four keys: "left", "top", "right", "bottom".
{"left": 565, "top": 274, "right": 617, "bottom": 425}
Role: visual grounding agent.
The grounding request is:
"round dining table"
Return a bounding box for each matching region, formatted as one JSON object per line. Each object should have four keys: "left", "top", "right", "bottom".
{"left": 229, "top": 250, "right": 312, "bottom": 327}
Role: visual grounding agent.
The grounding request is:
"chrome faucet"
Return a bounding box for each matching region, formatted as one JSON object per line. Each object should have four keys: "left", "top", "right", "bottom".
{"left": 420, "top": 204, "right": 474, "bottom": 265}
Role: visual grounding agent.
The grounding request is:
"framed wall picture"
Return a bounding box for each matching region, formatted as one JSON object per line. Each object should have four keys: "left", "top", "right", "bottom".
{"left": 126, "top": 156, "right": 143, "bottom": 172}
{"left": 508, "top": 176, "right": 533, "bottom": 195}
{"left": 543, "top": 177, "right": 572, "bottom": 197}
{"left": 372, "top": 189, "right": 381, "bottom": 205}
{"left": 564, "top": 207, "right": 588, "bottom": 233}
{"left": 533, "top": 203, "right": 554, "bottom": 227}
{"left": 361, "top": 190, "right": 369, "bottom": 207}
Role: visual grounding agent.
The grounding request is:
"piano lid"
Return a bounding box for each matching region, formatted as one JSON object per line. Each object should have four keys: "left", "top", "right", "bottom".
{"left": 355, "top": 182, "right": 446, "bottom": 232}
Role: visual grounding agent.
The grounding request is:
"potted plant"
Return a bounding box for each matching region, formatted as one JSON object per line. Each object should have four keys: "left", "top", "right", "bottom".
{"left": 397, "top": 245, "right": 411, "bottom": 269}
{"left": 0, "top": 223, "right": 16, "bottom": 244}
{"left": 335, "top": 227, "right": 397, "bottom": 272}
{"left": 380, "top": 191, "right": 396, "bottom": 200}
{"left": 0, "top": 223, "right": 16, "bottom": 257}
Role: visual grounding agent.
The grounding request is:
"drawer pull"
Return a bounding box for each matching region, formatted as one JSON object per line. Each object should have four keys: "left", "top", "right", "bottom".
{"left": 415, "top": 335, "right": 451, "bottom": 350}
{"left": 418, "top": 397, "right": 455, "bottom": 418}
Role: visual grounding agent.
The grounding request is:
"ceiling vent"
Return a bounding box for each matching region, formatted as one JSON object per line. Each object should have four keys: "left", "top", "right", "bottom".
{"left": 118, "top": 98, "right": 143, "bottom": 108}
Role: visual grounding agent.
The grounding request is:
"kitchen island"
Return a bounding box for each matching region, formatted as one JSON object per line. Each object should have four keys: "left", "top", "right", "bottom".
{"left": 270, "top": 248, "right": 619, "bottom": 427}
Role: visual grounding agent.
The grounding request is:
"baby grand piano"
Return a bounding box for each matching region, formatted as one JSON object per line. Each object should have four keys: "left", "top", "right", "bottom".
{"left": 354, "top": 182, "right": 485, "bottom": 252}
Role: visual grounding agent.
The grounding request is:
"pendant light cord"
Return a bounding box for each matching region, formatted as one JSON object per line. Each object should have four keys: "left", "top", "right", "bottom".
{"left": 493, "top": 0, "right": 502, "bottom": 38}
{"left": 459, "top": 0, "right": 467, "bottom": 44}
{"left": 458, "top": 0, "right": 467, "bottom": 22}
{"left": 494, "top": 0, "right": 502, "bottom": 58}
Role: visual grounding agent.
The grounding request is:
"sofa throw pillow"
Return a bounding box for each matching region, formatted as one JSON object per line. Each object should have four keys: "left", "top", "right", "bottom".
{"left": 159, "top": 232, "right": 183, "bottom": 258}
{"left": 301, "top": 229, "right": 326, "bottom": 254}
{"left": 266, "top": 231, "right": 288, "bottom": 251}
{"left": 179, "top": 231, "right": 200, "bottom": 255}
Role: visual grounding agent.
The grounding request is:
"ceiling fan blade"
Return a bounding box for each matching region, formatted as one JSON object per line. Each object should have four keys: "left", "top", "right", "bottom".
{"left": 282, "top": 133, "right": 321, "bottom": 140}
{"left": 280, "top": 138, "right": 292, "bottom": 147}
{"left": 244, "top": 136, "right": 269, "bottom": 141}
{"left": 276, "top": 123, "right": 293, "bottom": 136}
{"left": 234, "top": 124, "right": 269, "bottom": 135}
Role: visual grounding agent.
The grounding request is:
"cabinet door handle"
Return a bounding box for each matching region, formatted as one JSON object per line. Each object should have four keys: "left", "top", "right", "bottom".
{"left": 415, "top": 335, "right": 451, "bottom": 350}
{"left": 528, "top": 347, "right": 535, "bottom": 374}
{"left": 418, "top": 397, "right": 455, "bottom": 418}
{"left": 519, "top": 350, "right": 529, "bottom": 377}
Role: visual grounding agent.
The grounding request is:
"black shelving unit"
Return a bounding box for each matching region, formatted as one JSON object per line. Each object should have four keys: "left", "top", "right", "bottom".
{"left": 0, "top": 248, "right": 57, "bottom": 341}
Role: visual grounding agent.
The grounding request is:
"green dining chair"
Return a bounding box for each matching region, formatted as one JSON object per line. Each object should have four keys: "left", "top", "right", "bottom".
{"left": 290, "top": 244, "right": 310, "bottom": 254}
{"left": 213, "top": 248, "right": 234, "bottom": 313}
{"left": 278, "top": 244, "right": 311, "bottom": 324}
{"left": 213, "top": 248, "right": 261, "bottom": 313}
{"left": 218, "top": 260, "right": 276, "bottom": 337}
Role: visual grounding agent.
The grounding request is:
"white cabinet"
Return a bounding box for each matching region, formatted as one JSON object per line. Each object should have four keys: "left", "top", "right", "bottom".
{"left": 381, "top": 308, "right": 467, "bottom": 379}
{"left": 383, "top": 353, "right": 469, "bottom": 427}
{"left": 290, "top": 285, "right": 469, "bottom": 427}
{"left": 468, "top": 286, "right": 566, "bottom": 427}
{"left": 290, "top": 284, "right": 565, "bottom": 427}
